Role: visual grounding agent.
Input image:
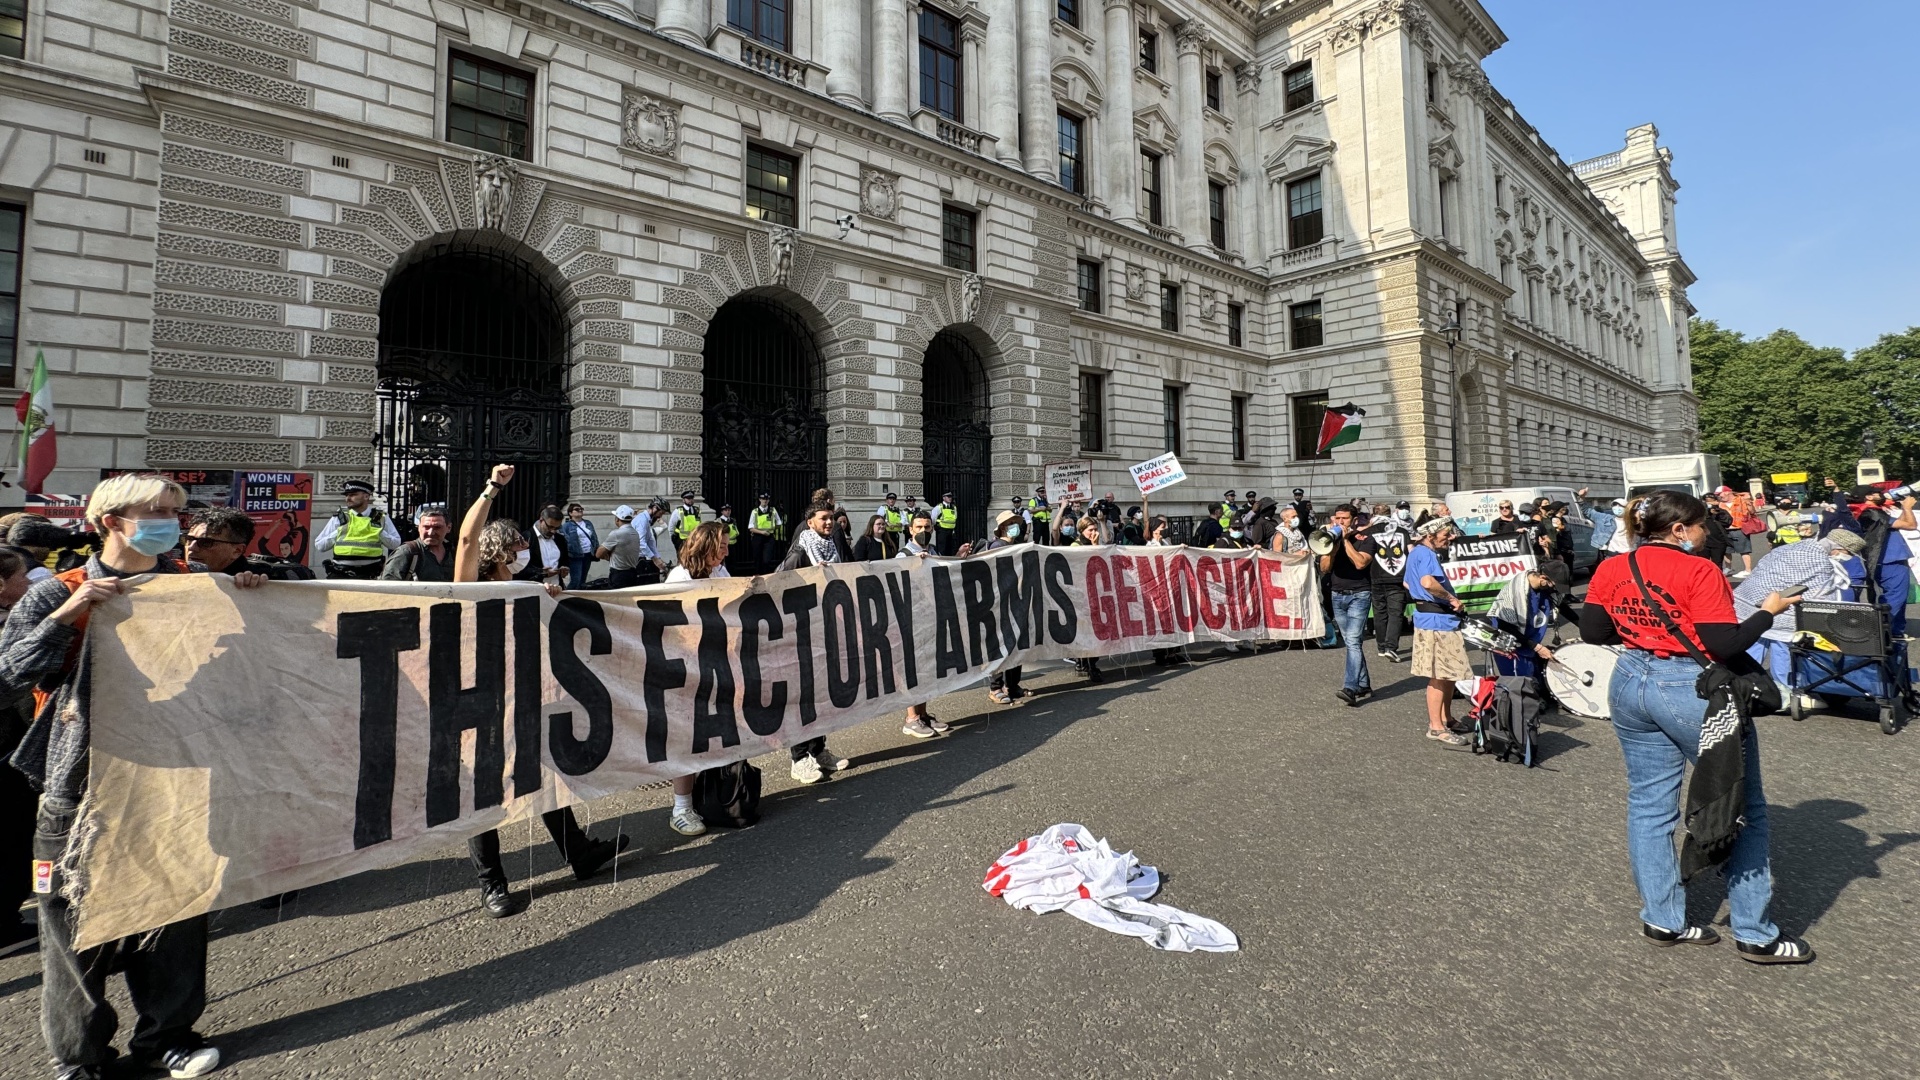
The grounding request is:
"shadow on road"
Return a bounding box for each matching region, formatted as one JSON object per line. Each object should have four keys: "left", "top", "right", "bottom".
{"left": 210, "top": 668, "right": 1172, "bottom": 1062}
{"left": 1683, "top": 797, "right": 1920, "bottom": 934}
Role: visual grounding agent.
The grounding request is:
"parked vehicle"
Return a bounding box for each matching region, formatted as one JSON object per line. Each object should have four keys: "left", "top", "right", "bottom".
{"left": 1622, "top": 453, "right": 1722, "bottom": 499}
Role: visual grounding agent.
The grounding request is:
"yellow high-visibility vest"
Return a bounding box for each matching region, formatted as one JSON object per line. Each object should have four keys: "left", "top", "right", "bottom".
{"left": 674, "top": 507, "right": 700, "bottom": 540}
{"left": 936, "top": 504, "right": 958, "bottom": 529}
{"left": 883, "top": 506, "right": 905, "bottom": 533}
{"left": 333, "top": 509, "right": 386, "bottom": 559}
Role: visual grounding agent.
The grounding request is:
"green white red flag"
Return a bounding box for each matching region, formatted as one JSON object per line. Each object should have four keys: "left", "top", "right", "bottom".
{"left": 1314, "top": 402, "right": 1365, "bottom": 454}
{"left": 15, "top": 350, "right": 56, "bottom": 494}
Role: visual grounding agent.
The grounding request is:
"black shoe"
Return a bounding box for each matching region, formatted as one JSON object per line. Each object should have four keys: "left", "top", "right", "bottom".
{"left": 1335, "top": 687, "right": 1358, "bottom": 707}
{"left": 570, "top": 833, "right": 631, "bottom": 881}
{"left": 1643, "top": 922, "right": 1720, "bottom": 947}
{"left": 56, "top": 1067, "right": 107, "bottom": 1080}
{"left": 1736, "top": 934, "right": 1815, "bottom": 964}
{"left": 1083, "top": 663, "right": 1104, "bottom": 683}
{"left": 0, "top": 921, "right": 36, "bottom": 958}
{"left": 479, "top": 880, "right": 529, "bottom": 919}
{"left": 1383, "top": 648, "right": 1403, "bottom": 663}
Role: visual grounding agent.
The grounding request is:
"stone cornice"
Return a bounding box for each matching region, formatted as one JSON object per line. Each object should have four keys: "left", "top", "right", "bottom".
{"left": 1068, "top": 209, "right": 1269, "bottom": 290}
{"left": 0, "top": 59, "right": 160, "bottom": 125}
{"left": 1480, "top": 97, "right": 1648, "bottom": 269}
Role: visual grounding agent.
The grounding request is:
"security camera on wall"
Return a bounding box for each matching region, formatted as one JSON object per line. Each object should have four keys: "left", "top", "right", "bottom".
{"left": 834, "top": 213, "right": 859, "bottom": 239}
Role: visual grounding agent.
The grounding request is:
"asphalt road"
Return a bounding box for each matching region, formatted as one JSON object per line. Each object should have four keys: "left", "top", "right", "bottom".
{"left": 4, "top": 640, "right": 1918, "bottom": 1080}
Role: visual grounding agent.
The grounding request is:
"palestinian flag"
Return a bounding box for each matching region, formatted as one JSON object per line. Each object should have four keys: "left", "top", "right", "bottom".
{"left": 1315, "top": 402, "right": 1365, "bottom": 454}
{"left": 15, "top": 351, "right": 56, "bottom": 495}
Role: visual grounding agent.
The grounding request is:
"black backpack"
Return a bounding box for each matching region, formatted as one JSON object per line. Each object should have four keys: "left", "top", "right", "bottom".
{"left": 692, "top": 760, "right": 762, "bottom": 828}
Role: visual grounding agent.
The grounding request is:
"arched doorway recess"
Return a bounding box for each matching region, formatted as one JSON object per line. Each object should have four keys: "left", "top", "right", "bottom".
{"left": 376, "top": 239, "right": 572, "bottom": 530}
{"left": 921, "top": 327, "right": 992, "bottom": 544}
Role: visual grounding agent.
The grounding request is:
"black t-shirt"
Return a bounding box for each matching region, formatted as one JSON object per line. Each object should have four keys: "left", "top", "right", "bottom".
{"left": 1367, "top": 525, "right": 1411, "bottom": 585}
{"left": 1489, "top": 517, "right": 1521, "bottom": 534}
{"left": 1326, "top": 533, "right": 1374, "bottom": 592}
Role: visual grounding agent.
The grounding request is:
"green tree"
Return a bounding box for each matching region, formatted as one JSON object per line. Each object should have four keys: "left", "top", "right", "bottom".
{"left": 1852, "top": 327, "right": 1920, "bottom": 483}
{"left": 1689, "top": 318, "right": 1868, "bottom": 485}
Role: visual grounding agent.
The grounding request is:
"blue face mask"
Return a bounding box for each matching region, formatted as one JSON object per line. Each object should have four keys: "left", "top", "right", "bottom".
{"left": 127, "top": 517, "right": 181, "bottom": 556}
{"left": 1679, "top": 538, "right": 1696, "bottom": 553}
{"left": 1230, "top": 530, "right": 1244, "bottom": 539}
{"left": 1007, "top": 525, "right": 1023, "bottom": 539}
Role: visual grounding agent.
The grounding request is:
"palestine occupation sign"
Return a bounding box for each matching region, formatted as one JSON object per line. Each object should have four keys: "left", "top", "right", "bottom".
{"left": 71, "top": 543, "right": 1323, "bottom": 948}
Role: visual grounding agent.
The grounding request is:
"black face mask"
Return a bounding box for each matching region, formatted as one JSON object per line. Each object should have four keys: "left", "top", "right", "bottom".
{"left": 913, "top": 530, "right": 933, "bottom": 546}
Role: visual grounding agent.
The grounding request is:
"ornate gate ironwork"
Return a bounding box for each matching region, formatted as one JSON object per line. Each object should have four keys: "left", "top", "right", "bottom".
{"left": 922, "top": 329, "right": 991, "bottom": 544}
{"left": 702, "top": 295, "right": 827, "bottom": 571}
{"left": 375, "top": 244, "right": 571, "bottom": 532}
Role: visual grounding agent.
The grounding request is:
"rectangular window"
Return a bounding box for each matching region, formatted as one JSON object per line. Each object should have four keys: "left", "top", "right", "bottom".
{"left": 919, "top": 7, "right": 964, "bottom": 121}
{"left": 941, "top": 205, "right": 978, "bottom": 271}
{"left": 1283, "top": 62, "right": 1314, "bottom": 112}
{"left": 1057, "top": 112, "right": 1085, "bottom": 196}
{"left": 1141, "top": 150, "right": 1164, "bottom": 226}
{"left": 1079, "top": 370, "right": 1106, "bottom": 452}
{"left": 0, "top": 0, "right": 24, "bottom": 59}
{"left": 1226, "top": 302, "right": 1243, "bottom": 348}
{"left": 1286, "top": 174, "right": 1324, "bottom": 249}
{"left": 1056, "top": 0, "right": 1077, "bottom": 28}
{"left": 744, "top": 144, "right": 799, "bottom": 227}
{"left": 1208, "top": 180, "right": 1228, "bottom": 249}
{"left": 1289, "top": 299, "right": 1323, "bottom": 350}
{"left": 1292, "top": 391, "right": 1330, "bottom": 461}
{"left": 447, "top": 52, "right": 533, "bottom": 161}
{"left": 1139, "top": 30, "right": 1157, "bottom": 73}
{"left": 1076, "top": 258, "right": 1102, "bottom": 313}
{"left": 0, "top": 202, "right": 21, "bottom": 381}
{"left": 1205, "top": 70, "right": 1222, "bottom": 111}
{"left": 1426, "top": 65, "right": 1438, "bottom": 105}
{"left": 1159, "top": 282, "right": 1180, "bottom": 332}
{"left": 1231, "top": 395, "right": 1248, "bottom": 461}
{"left": 727, "top": 0, "right": 790, "bottom": 51}
{"left": 1163, "top": 384, "right": 1183, "bottom": 455}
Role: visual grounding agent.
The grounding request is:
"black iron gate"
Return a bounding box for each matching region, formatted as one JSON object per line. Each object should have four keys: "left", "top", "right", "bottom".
{"left": 922, "top": 329, "right": 991, "bottom": 544}
{"left": 703, "top": 296, "right": 827, "bottom": 571}
{"left": 375, "top": 244, "right": 571, "bottom": 532}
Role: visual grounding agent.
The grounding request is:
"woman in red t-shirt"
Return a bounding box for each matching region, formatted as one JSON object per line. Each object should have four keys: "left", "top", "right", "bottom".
{"left": 1580, "top": 490, "right": 1811, "bottom": 963}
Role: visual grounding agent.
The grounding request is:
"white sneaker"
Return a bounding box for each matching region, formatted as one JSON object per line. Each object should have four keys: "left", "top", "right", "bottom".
{"left": 156, "top": 1045, "right": 221, "bottom": 1079}
{"left": 670, "top": 807, "right": 707, "bottom": 835}
{"left": 813, "top": 746, "right": 850, "bottom": 773}
{"left": 790, "top": 754, "right": 824, "bottom": 784}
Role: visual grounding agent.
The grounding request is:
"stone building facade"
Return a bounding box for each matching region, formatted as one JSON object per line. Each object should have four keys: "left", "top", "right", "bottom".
{"left": 0, "top": 0, "right": 1694, "bottom": 537}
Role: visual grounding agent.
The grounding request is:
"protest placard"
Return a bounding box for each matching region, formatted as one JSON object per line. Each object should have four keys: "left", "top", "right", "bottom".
{"left": 1044, "top": 460, "right": 1092, "bottom": 505}
{"left": 1129, "top": 452, "right": 1187, "bottom": 497}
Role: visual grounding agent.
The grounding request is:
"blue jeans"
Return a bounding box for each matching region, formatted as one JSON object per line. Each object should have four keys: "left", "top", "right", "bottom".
{"left": 1331, "top": 590, "right": 1372, "bottom": 692}
{"left": 1608, "top": 650, "right": 1778, "bottom": 944}
{"left": 569, "top": 557, "right": 592, "bottom": 589}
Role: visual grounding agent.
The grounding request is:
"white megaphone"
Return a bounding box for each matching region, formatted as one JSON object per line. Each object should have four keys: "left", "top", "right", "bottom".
{"left": 1307, "top": 527, "right": 1338, "bottom": 556}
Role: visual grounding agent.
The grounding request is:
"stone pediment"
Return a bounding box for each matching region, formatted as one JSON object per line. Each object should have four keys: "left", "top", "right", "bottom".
{"left": 1134, "top": 103, "right": 1180, "bottom": 148}
{"left": 1264, "top": 133, "right": 1335, "bottom": 180}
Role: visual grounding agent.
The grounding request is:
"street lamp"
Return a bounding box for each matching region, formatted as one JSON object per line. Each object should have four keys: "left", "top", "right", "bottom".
{"left": 1440, "top": 314, "right": 1462, "bottom": 492}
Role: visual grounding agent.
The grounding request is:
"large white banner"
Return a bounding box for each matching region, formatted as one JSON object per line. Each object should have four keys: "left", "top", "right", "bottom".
{"left": 70, "top": 544, "right": 1322, "bottom": 948}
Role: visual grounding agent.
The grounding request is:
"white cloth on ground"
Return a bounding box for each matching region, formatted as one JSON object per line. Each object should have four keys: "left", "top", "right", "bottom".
{"left": 982, "top": 823, "right": 1239, "bottom": 953}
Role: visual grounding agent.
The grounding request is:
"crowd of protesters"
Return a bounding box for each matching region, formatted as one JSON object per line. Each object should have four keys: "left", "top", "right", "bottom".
{"left": 7, "top": 466, "right": 1915, "bottom": 1076}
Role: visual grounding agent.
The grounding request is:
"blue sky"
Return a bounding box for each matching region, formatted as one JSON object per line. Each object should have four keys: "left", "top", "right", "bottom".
{"left": 1480, "top": 1, "right": 1918, "bottom": 353}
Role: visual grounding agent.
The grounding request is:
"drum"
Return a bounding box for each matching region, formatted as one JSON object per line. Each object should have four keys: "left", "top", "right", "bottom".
{"left": 1459, "top": 616, "right": 1522, "bottom": 656}
{"left": 1546, "top": 642, "right": 1620, "bottom": 719}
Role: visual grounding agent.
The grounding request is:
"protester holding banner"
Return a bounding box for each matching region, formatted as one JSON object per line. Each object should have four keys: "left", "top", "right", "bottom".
{"left": 784, "top": 502, "right": 854, "bottom": 782}
{"left": 1580, "top": 490, "right": 1811, "bottom": 963}
{"left": 1405, "top": 517, "right": 1471, "bottom": 745}
{"left": 896, "top": 511, "right": 953, "bottom": 739}
{"left": 655, "top": 522, "right": 735, "bottom": 832}
{"left": 455, "top": 465, "right": 628, "bottom": 917}
{"left": 0, "top": 547, "right": 37, "bottom": 959}
{"left": 1065, "top": 519, "right": 1107, "bottom": 683}
{"left": 985, "top": 511, "right": 1031, "bottom": 705}
{"left": 186, "top": 508, "right": 315, "bottom": 581}
{"left": 2, "top": 473, "right": 252, "bottom": 1079}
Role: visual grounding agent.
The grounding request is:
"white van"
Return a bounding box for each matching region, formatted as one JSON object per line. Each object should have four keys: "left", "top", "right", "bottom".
{"left": 1444, "top": 487, "right": 1592, "bottom": 537}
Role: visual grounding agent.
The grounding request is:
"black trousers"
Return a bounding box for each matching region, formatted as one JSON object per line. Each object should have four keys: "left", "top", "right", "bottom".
{"left": 990, "top": 667, "right": 1023, "bottom": 693}
{"left": 935, "top": 526, "right": 957, "bottom": 556}
{"left": 35, "top": 796, "right": 208, "bottom": 1069}
{"left": 468, "top": 808, "right": 590, "bottom": 888}
{"left": 1, "top": 755, "right": 34, "bottom": 927}
{"left": 322, "top": 559, "right": 383, "bottom": 580}
{"left": 749, "top": 534, "right": 777, "bottom": 573}
{"left": 1370, "top": 581, "right": 1409, "bottom": 650}
{"left": 790, "top": 736, "right": 826, "bottom": 763}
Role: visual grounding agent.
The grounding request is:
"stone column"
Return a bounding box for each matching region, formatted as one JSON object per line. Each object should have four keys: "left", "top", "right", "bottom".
{"left": 1017, "top": 0, "right": 1056, "bottom": 177}
{"left": 654, "top": 0, "right": 704, "bottom": 46}
{"left": 961, "top": 11, "right": 987, "bottom": 128}
{"left": 1174, "top": 22, "right": 1209, "bottom": 249}
{"left": 1100, "top": 0, "right": 1137, "bottom": 224}
{"left": 1233, "top": 61, "right": 1262, "bottom": 265}
{"left": 982, "top": 0, "right": 1022, "bottom": 164}
{"left": 874, "top": 0, "right": 913, "bottom": 122}
{"left": 823, "top": 0, "right": 866, "bottom": 105}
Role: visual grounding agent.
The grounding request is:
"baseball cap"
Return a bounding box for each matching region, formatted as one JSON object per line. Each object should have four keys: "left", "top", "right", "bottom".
{"left": 613, "top": 504, "right": 636, "bottom": 520}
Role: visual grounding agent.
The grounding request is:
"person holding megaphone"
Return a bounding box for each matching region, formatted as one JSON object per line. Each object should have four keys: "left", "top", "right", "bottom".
{"left": 1317, "top": 506, "right": 1378, "bottom": 707}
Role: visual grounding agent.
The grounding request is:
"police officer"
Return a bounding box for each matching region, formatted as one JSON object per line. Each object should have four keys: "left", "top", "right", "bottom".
{"left": 716, "top": 503, "right": 741, "bottom": 548}
{"left": 1217, "top": 490, "right": 1239, "bottom": 534}
{"left": 1027, "top": 485, "right": 1053, "bottom": 546}
{"left": 875, "top": 492, "right": 906, "bottom": 541}
{"left": 668, "top": 489, "right": 701, "bottom": 552}
{"left": 747, "top": 492, "right": 783, "bottom": 573}
{"left": 313, "top": 479, "right": 401, "bottom": 579}
{"left": 934, "top": 492, "right": 960, "bottom": 556}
